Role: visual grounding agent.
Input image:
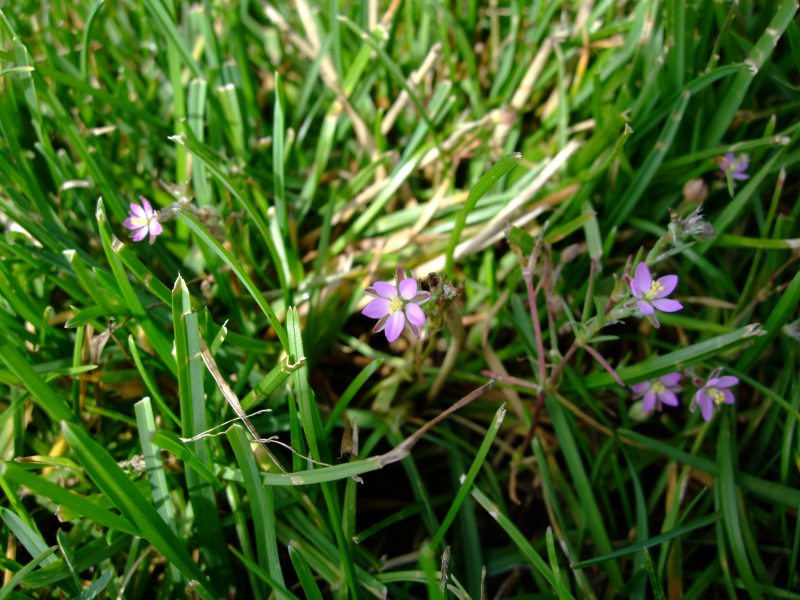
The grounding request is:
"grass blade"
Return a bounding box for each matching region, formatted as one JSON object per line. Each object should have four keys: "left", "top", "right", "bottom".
{"left": 61, "top": 422, "right": 212, "bottom": 593}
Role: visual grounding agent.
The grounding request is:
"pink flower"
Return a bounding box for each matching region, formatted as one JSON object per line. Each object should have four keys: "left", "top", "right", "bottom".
{"left": 632, "top": 372, "right": 682, "bottom": 414}
{"left": 123, "top": 197, "right": 162, "bottom": 244}
{"left": 629, "top": 262, "right": 683, "bottom": 316}
{"left": 693, "top": 370, "right": 739, "bottom": 422}
{"left": 717, "top": 152, "right": 750, "bottom": 181}
{"left": 362, "top": 268, "right": 431, "bottom": 343}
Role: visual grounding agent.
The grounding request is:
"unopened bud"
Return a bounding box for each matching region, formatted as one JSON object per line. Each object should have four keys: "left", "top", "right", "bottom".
{"left": 682, "top": 178, "right": 708, "bottom": 203}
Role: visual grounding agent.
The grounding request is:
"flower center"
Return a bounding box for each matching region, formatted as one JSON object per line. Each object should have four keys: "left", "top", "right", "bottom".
{"left": 130, "top": 216, "right": 151, "bottom": 227}
{"left": 708, "top": 387, "right": 725, "bottom": 405}
{"left": 387, "top": 297, "right": 402, "bottom": 315}
{"left": 651, "top": 381, "right": 665, "bottom": 394}
{"left": 645, "top": 281, "right": 664, "bottom": 300}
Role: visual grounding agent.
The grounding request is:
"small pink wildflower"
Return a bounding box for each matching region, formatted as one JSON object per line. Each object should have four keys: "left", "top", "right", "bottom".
{"left": 632, "top": 372, "right": 682, "bottom": 414}
{"left": 124, "top": 197, "right": 162, "bottom": 244}
{"left": 629, "top": 262, "right": 683, "bottom": 316}
{"left": 363, "top": 268, "right": 430, "bottom": 343}
{"left": 692, "top": 370, "right": 738, "bottom": 422}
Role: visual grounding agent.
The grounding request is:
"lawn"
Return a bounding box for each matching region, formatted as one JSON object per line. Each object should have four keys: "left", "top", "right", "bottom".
{"left": 0, "top": 0, "right": 799, "bottom": 598}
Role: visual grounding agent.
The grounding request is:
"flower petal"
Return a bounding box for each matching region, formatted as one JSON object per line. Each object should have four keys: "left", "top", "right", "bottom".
{"left": 130, "top": 227, "right": 148, "bottom": 242}
{"left": 362, "top": 298, "right": 390, "bottom": 319}
{"left": 696, "top": 390, "right": 714, "bottom": 422}
{"left": 652, "top": 298, "right": 683, "bottom": 313}
{"left": 405, "top": 302, "right": 425, "bottom": 327}
{"left": 722, "top": 389, "right": 736, "bottom": 404}
{"left": 372, "top": 281, "right": 397, "bottom": 298}
{"left": 707, "top": 375, "right": 738, "bottom": 388}
{"left": 123, "top": 217, "right": 136, "bottom": 230}
{"left": 384, "top": 311, "right": 405, "bottom": 343}
{"left": 140, "top": 198, "right": 154, "bottom": 218}
{"left": 637, "top": 300, "right": 655, "bottom": 315}
{"left": 732, "top": 171, "right": 750, "bottom": 181}
{"left": 642, "top": 390, "right": 656, "bottom": 413}
{"left": 659, "top": 372, "right": 682, "bottom": 387}
{"left": 129, "top": 203, "right": 146, "bottom": 219}
{"left": 633, "top": 263, "right": 652, "bottom": 293}
{"left": 399, "top": 278, "right": 418, "bottom": 300}
{"left": 631, "top": 381, "right": 650, "bottom": 394}
{"left": 148, "top": 219, "right": 163, "bottom": 244}
{"left": 655, "top": 275, "right": 678, "bottom": 298}
{"left": 659, "top": 390, "right": 679, "bottom": 407}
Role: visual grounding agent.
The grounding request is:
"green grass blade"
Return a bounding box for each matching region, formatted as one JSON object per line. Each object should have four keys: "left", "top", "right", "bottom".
{"left": 325, "top": 358, "right": 383, "bottom": 435}
{"left": 177, "top": 211, "right": 289, "bottom": 351}
{"left": 0, "top": 507, "right": 58, "bottom": 568}
{"left": 445, "top": 153, "right": 521, "bottom": 275}
{"left": 572, "top": 513, "right": 719, "bottom": 568}
{"left": 61, "top": 422, "right": 212, "bottom": 593}
{"left": 470, "top": 486, "right": 562, "bottom": 592}
{"left": 430, "top": 404, "right": 506, "bottom": 547}
{"left": 576, "top": 325, "right": 764, "bottom": 390}
{"left": 0, "top": 342, "right": 72, "bottom": 422}
{"left": 171, "top": 276, "right": 231, "bottom": 587}
{"left": 607, "top": 90, "right": 690, "bottom": 228}
{"left": 546, "top": 396, "right": 623, "bottom": 589}
{"left": 704, "top": 0, "right": 798, "bottom": 145}
{"left": 227, "top": 424, "right": 287, "bottom": 598}
{"left": 0, "top": 462, "right": 138, "bottom": 535}
{"left": 717, "top": 414, "right": 764, "bottom": 599}
{"left": 134, "top": 398, "right": 177, "bottom": 531}
{"left": 0, "top": 545, "right": 57, "bottom": 600}
{"left": 736, "top": 269, "right": 800, "bottom": 372}
{"left": 288, "top": 543, "right": 325, "bottom": 600}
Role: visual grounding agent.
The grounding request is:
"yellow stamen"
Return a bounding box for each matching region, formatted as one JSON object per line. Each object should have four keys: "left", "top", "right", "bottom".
{"left": 388, "top": 297, "right": 402, "bottom": 315}
{"left": 651, "top": 381, "right": 665, "bottom": 394}
{"left": 645, "top": 281, "right": 664, "bottom": 300}
{"left": 708, "top": 387, "right": 725, "bottom": 405}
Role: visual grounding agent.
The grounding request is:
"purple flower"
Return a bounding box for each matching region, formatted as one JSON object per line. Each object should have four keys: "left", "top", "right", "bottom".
{"left": 629, "top": 262, "right": 683, "bottom": 316}
{"left": 632, "top": 372, "right": 682, "bottom": 414}
{"left": 693, "top": 371, "right": 739, "bottom": 422}
{"left": 123, "top": 197, "right": 162, "bottom": 244}
{"left": 362, "top": 268, "right": 431, "bottom": 343}
{"left": 717, "top": 152, "right": 750, "bottom": 181}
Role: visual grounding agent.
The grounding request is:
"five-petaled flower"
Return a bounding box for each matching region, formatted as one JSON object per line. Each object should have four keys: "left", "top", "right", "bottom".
{"left": 693, "top": 371, "right": 738, "bottom": 422}
{"left": 363, "top": 268, "right": 431, "bottom": 343}
{"left": 124, "top": 197, "right": 162, "bottom": 244}
{"left": 716, "top": 152, "right": 750, "bottom": 181}
{"left": 629, "top": 262, "right": 683, "bottom": 317}
{"left": 632, "top": 372, "right": 682, "bottom": 414}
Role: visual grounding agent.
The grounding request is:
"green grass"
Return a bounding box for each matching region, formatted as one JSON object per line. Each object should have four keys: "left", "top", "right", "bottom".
{"left": 0, "top": 1, "right": 799, "bottom": 598}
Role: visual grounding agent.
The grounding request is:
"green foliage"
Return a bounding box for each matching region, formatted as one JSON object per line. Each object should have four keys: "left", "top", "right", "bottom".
{"left": 0, "top": 1, "right": 798, "bottom": 598}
